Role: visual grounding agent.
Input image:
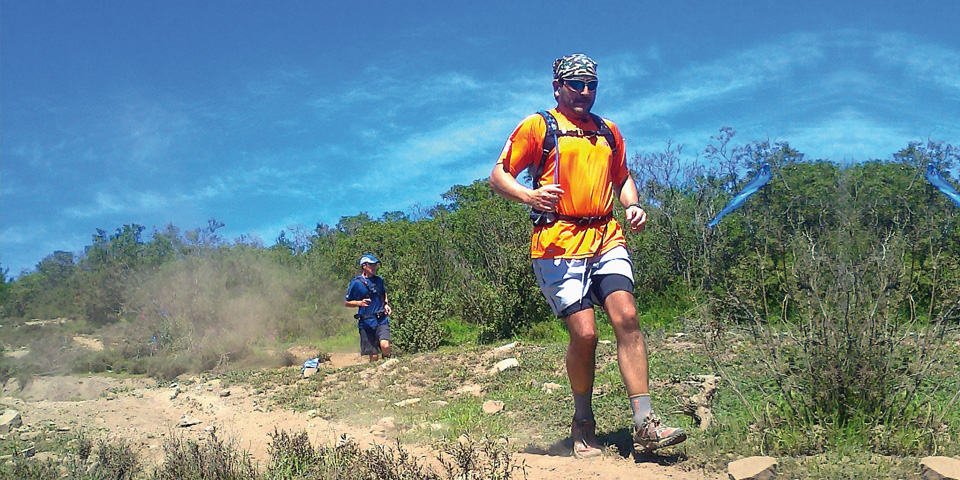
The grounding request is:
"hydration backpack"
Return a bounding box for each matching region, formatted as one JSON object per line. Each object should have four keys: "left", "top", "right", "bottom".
{"left": 528, "top": 110, "right": 619, "bottom": 226}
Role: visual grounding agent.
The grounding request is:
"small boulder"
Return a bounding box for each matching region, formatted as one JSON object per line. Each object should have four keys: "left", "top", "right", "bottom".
{"left": 541, "top": 382, "right": 563, "bottom": 393}
{"left": 493, "top": 342, "right": 517, "bottom": 354}
{"left": 489, "top": 358, "right": 519, "bottom": 376}
{"left": 921, "top": 456, "right": 960, "bottom": 480}
{"left": 393, "top": 398, "right": 421, "bottom": 407}
{"left": 0, "top": 410, "right": 21, "bottom": 434}
{"left": 482, "top": 400, "right": 505, "bottom": 414}
{"left": 379, "top": 358, "right": 400, "bottom": 370}
{"left": 178, "top": 415, "right": 202, "bottom": 428}
{"left": 728, "top": 456, "right": 777, "bottom": 480}
{"left": 455, "top": 384, "right": 483, "bottom": 396}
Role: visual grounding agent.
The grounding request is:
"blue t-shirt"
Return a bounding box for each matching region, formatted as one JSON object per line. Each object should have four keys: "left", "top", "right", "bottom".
{"left": 345, "top": 275, "right": 389, "bottom": 328}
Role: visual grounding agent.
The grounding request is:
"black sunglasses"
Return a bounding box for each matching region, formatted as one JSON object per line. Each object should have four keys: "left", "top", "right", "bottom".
{"left": 563, "top": 79, "right": 598, "bottom": 92}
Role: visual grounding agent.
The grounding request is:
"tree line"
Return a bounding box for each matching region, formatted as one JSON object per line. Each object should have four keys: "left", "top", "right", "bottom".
{"left": 2, "top": 132, "right": 957, "bottom": 353}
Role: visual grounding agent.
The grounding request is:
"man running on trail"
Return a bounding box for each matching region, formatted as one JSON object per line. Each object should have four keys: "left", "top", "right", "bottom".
{"left": 344, "top": 254, "right": 392, "bottom": 362}
{"left": 489, "top": 53, "right": 686, "bottom": 458}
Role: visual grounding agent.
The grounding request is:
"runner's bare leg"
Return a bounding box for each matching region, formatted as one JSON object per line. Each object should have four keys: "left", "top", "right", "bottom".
{"left": 603, "top": 290, "right": 649, "bottom": 395}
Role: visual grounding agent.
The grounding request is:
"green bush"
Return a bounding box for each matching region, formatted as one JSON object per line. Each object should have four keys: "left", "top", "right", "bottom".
{"left": 392, "top": 288, "right": 443, "bottom": 354}
{"left": 701, "top": 153, "right": 960, "bottom": 455}
{"left": 154, "top": 432, "right": 257, "bottom": 480}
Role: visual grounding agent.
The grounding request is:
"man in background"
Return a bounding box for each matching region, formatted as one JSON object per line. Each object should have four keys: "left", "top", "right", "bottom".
{"left": 344, "top": 254, "right": 392, "bottom": 362}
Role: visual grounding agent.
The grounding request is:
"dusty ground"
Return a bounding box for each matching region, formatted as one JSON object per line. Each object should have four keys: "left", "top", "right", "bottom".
{"left": 1, "top": 351, "right": 718, "bottom": 480}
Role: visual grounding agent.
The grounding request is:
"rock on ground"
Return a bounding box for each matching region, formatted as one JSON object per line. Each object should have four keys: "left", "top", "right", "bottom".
{"left": 0, "top": 410, "right": 21, "bottom": 434}
{"left": 489, "top": 358, "right": 519, "bottom": 376}
{"left": 921, "top": 456, "right": 960, "bottom": 480}
{"left": 728, "top": 456, "right": 777, "bottom": 480}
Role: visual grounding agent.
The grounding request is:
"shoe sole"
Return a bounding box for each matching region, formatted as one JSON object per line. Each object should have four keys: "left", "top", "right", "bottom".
{"left": 572, "top": 446, "right": 603, "bottom": 459}
{"left": 633, "top": 431, "right": 687, "bottom": 452}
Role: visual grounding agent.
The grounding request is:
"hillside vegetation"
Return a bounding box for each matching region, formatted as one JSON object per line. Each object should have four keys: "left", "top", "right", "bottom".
{"left": 1, "top": 131, "right": 959, "bottom": 478}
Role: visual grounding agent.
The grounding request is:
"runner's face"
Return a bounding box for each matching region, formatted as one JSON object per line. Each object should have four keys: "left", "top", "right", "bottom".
{"left": 554, "top": 77, "right": 596, "bottom": 119}
{"left": 362, "top": 262, "right": 378, "bottom": 275}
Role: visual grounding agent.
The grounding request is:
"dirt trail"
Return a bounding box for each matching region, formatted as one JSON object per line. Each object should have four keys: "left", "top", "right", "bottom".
{"left": 1, "top": 353, "right": 716, "bottom": 480}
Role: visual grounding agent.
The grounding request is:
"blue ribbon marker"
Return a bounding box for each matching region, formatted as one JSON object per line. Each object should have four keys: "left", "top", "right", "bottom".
{"left": 708, "top": 162, "right": 772, "bottom": 228}
{"left": 925, "top": 163, "right": 960, "bottom": 208}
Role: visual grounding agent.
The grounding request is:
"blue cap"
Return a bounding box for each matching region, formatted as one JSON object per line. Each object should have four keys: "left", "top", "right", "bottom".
{"left": 359, "top": 254, "right": 380, "bottom": 266}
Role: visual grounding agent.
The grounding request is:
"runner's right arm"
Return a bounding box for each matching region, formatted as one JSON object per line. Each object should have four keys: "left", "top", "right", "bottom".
{"left": 490, "top": 163, "right": 563, "bottom": 211}
{"left": 490, "top": 115, "right": 564, "bottom": 211}
{"left": 344, "top": 280, "right": 371, "bottom": 308}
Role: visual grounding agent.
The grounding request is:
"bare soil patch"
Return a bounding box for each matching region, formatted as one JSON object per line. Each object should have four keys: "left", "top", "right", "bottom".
{"left": 1, "top": 349, "right": 717, "bottom": 480}
{"left": 72, "top": 335, "right": 104, "bottom": 351}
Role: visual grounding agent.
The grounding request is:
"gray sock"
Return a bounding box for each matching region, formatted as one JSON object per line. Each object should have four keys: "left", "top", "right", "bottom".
{"left": 630, "top": 394, "right": 652, "bottom": 428}
{"left": 573, "top": 390, "right": 593, "bottom": 422}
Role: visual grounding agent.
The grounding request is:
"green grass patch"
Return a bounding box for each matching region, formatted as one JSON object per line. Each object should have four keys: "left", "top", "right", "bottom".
{"left": 440, "top": 317, "right": 481, "bottom": 346}
{"left": 311, "top": 323, "right": 359, "bottom": 353}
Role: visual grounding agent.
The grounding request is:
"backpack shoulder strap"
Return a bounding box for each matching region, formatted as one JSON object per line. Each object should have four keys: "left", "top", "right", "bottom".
{"left": 531, "top": 110, "right": 560, "bottom": 188}
{"left": 589, "top": 113, "right": 619, "bottom": 158}
{"left": 357, "top": 275, "right": 382, "bottom": 299}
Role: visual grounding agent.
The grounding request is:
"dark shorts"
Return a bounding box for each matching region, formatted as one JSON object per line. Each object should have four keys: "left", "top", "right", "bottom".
{"left": 359, "top": 323, "right": 391, "bottom": 356}
{"left": 558, "top": 273, "right": 634, "bottom": 317}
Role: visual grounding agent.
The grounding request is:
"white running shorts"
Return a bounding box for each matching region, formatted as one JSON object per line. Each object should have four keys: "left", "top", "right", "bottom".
{"left": 532, "top": 245, "right": 635, "bottom": 317}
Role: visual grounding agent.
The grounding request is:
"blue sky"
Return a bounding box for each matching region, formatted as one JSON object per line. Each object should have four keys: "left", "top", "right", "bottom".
{"left": 2, "top": 0, "right": 959, "bottom": 277}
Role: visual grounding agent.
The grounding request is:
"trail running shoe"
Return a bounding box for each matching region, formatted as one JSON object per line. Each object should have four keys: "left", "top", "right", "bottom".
{"left": 571, "top": 418, "right": 602, "bottom": 458}
{"left": 633, "top": 413, "right": 687, "bottom": 452}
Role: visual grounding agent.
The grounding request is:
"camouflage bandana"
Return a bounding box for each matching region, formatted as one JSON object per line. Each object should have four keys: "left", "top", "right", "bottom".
{"left": 553, "top": 53, "right": 598, "bottom": 80}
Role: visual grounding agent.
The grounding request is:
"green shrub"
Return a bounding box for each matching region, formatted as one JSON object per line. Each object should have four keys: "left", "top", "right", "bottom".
{"left": 265, "top": 429, "right": 322, "bottom": 479}
{"left": 154, "top": 432, "right": 257, "bottom": 480}
{"left": 94, "top": 436, "right": 143, "bottom": 480}
{"left": 519, "top": 320, "right": 566, "bottom": 343}
{"left": 392, "top": 288, "right": 443, "bottom": 353}
{"left": 439, "top": 317, "right": 480, "bottom": 346}
{"left": 702, "top": 156, "right": 960, "bottom": 455}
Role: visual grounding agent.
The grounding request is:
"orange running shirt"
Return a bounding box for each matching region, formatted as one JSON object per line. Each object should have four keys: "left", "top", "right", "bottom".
{"left": 495, "top": 109, "right": 629, "bottom": 259}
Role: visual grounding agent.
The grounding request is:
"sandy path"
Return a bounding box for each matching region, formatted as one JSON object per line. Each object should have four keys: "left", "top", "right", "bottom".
{"left": 2, "top": 360, "right": 717, "bottom": 480}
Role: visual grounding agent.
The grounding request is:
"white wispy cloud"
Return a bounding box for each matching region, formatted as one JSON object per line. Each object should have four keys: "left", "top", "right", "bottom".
{"left": 783, "top": 108, "right": 917, "bottom": 161}
{"left": 874, "top": 33, "right": 960, "bottom": 94}
{"left": 608, "top": 31, "right": 959, "bottom": 162}
{"left": 0, "top": 224, "right": 39, "bottom": 246}
{"left": 64, "top": 190, "right": 170, "bottom": 219}
{"left": 609, "top": 32, "right": 825, "bottom": 124}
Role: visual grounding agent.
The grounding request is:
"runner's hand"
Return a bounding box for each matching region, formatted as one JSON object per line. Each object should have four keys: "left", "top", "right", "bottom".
{"left": 531, "top": 184, "right": 564, "bottom": 211}
{"left": 361, "top": 298, "right": 371, "bottom": 307}
{"left": 626, "top": 205, "right": 647, "bottom": 233}
{"left": 384, "top": 304, "right": 392, "bottom": 316}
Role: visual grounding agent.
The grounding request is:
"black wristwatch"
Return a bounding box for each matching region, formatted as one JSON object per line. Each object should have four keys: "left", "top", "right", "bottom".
{"left": 627, "top": 202, "right": 643, "bottom": 210}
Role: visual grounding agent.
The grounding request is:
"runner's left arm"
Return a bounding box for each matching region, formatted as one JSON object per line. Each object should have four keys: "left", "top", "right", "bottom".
{"left": 383, "top": 289, "right": 392, "bottom": 316}
{"left": 617, "top": 174, "right": 647, "bottom": 234}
